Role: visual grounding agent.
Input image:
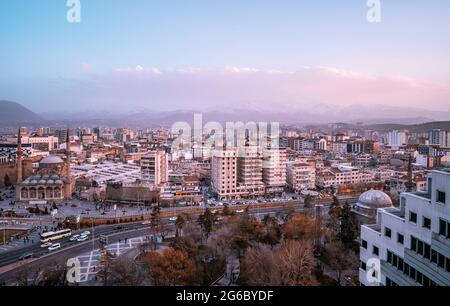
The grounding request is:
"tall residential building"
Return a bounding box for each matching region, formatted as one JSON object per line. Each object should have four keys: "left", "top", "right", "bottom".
{"left": 262, "top": 147, "right": 287, "bottom": 195}
{"left": 429, "top": 129, "right": 450, "bottom": 148}
{"left": 286, "top": 162, "right": 316, "bottom": 192}
{"left": 236, "top": 146, "right": 265, "bottom": 196}
{"left": 211, "top": 148, "right": 240, "bottom": 200}
{"left": 141, "top": 150, "right": 168, "bottom": 186}
{"left": 359, "top": 169, "right": 450, "bottom": 286}
{"left": 386, "top": 130, "right": 407, "bottom": 148}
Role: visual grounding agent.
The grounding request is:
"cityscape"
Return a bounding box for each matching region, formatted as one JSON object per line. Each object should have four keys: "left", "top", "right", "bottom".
{"left": 0, "top": 0, "right": 450, "bottom": 292}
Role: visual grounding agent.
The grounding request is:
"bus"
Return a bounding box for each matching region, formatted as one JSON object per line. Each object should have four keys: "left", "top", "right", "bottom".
{"left": 40, "top": 229, "right": 72, "bottom": 243}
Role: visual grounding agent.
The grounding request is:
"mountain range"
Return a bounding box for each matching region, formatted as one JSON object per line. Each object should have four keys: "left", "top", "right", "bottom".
{"left": 1, "top": 100, "right": 450, "bottom": 131}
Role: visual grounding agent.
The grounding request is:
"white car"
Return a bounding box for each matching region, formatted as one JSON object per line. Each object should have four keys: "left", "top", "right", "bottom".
{"left": 169, "top": 217, "right": 177, "bottom": 222}
{"left": 236, "top": 209, "right": 245, "bottom": 214}
{"left": 41, "top": 242, "right": 52, "bottom": 248}
{"left": 70, "top": 235, "right": 80, "bottom": 241}
{"left": 48, "top": 243, "right": 61, "bottom": 251}
{"left": 77, "top": 235, "right": 89, "bottom": 242}
{"left": 81, "top": 231, "right": 91, "bottom": 236}
{"left": 142, "top": 221, "right": 151, "bottom": 225}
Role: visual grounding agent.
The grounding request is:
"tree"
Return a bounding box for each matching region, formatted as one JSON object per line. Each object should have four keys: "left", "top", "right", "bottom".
{"left": 328, "top": 196, "right": 342, "bottom": 235}
{"left": 240, "top": 240, "right": 317, "bottom": 286}
{"left": 276, "top": 240, "right": 318, "bottom": 286}
{"left": 339, "top": 201, "right": 358, "bottom": 248}
{"left": 108, "top": 257, "right": 147, "bottom": 286}
{"left": 4, "top": 174, "right": 11, "bottom": 187}
{"left": 322, "top": 240, "right": 358, "bottom": 285}
{"left": 175, "top": 215, "right": 185, "bottom": 238}
{"left": 222, "top": 204, "right": 232, "bottom": 216}
{"left": 261, "top": 215, "right": 282, "bottom": 248}
{"left": 283, "top": 213, "right": 316, "bottom": 241}
{"left": 197, "top": 208, "right": 215, "bottom": 242}
{"left": 303, "top": 195, "right": 314, "bottom": 215}
{"left": 150, "top": 205, "right": 161, "bottom": 237}
{"left": 142, "top": 248, "right": 196, "bottom": 286}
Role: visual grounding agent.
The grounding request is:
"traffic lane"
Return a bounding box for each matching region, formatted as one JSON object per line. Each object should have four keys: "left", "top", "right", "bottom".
{"left": 0, "top": 227, "right": 153, "bottom": 284}
{"left": 0, "top": 221, "right": 146, "bottom": 267}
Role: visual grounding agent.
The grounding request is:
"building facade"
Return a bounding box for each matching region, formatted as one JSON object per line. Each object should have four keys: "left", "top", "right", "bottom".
{"left": 359, "top": 169, "right": 450, "bottom": 286}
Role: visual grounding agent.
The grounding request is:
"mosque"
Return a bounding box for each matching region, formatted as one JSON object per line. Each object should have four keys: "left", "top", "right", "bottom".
{"left": 352, "top": 189, "right": 393, "bottom": 224}
{"left": 15, "top": 129, "right": 74, "bottom": 203}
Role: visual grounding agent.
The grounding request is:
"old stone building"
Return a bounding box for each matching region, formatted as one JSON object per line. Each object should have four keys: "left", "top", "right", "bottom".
{"left": 15, "top": 129, "right": 74, "bottom": 203}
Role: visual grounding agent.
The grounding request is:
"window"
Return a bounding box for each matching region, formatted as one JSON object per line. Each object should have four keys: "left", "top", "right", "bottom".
{"left": 424, "top": 244, "right": 431, "bottom": 260}
{"left": 440, "top": 219, "right": 447, "bottom": 236}
{"left": 397, "top": 233, "right": 404, "bottom": 245}
{"left": 387, "top": 250, "right": 392, "bottom": 264}
{"left": 438, "top": 254, "right": 445, "bottom": 269}
{"left": 417, "top": 241, "right": 424, "bottom": 256}
{"left": 361, "top": 261, "right": 367, "bottom": 271}
{"left": 411, "top": 236, "right": 418, "bottom": 252}
{"left": 373, "top": 245, "right": 379, "bottom": 256}
{"left": 423, "top": 217, "right": 431, "bottom": 230}
{"left": 409, "top": 211, "right": 417, "bottom": 224}
{"left": 431, "top": 250, "right": 438, "bottom": 264}
{"left": 385, "top": 227, "right": 392, "bottom": 238}
{"left": 437, "top": 190, "right": 446, "bottom": 204}
{"left": 361, "top": 239, "right": 368, "bottom": 249}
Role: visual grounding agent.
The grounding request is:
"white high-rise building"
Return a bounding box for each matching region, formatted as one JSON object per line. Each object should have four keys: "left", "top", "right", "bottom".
{"left": 386, "top": 130, "right": 407, "bottom": 148}
{"left": 359, "top": 169, "right": 450, "bottom": 286}
{"left": 141, "top": 150, "right": 168, "bottom": 186}
{"left": 286, "top": 162, "right": 316, "bottom": 192}
{"left": 237, "top": 146, "right": 265, "bottom": 196}
{"left": 262, "top": 147, "right": 287, "bottom": 195}
{"left": 429, "top": 129, "right": 450, "bottom": 148}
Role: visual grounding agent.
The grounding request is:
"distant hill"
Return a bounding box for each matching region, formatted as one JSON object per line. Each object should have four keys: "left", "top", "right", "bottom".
{"left": 365, "top": 121, "right": 450, "bottom": 133}
{"left": 0, "top": 100, "right": 43, "bottom": 125}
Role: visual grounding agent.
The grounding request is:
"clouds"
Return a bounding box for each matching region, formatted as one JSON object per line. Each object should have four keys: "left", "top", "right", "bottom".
{"left": 23, "top": 66, "right": 450, "bottom": 113}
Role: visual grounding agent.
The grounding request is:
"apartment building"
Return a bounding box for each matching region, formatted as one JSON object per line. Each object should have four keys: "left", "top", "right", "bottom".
{"left": 141, "top": 149, "right": 168, "bottom": 186}
{"left": 287, "top": 161, "right": 316, "bottom": 192}
{"left": 359, "top": 169, "right": 450, "bottom": 286}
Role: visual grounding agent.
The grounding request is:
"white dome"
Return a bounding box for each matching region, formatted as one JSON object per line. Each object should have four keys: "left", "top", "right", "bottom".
{"left": 357, "top": 190, "right": 393, "bottom": 209}
{"left": 40, "top": 155, "right": 64, "bottom": 165}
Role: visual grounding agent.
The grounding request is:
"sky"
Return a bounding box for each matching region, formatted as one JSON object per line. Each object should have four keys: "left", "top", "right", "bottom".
{"left": 0, "top": 0, "right": 450, "bottom": 113}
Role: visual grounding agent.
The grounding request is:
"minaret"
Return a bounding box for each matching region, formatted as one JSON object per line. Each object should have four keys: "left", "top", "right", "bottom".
{"left": 66, "top": 129, "right": 71, "bottom": 179}
{"left": 16, "top": 127, "right": 23, "bottom": 184}
{"left": 65, "top": 129, "right": 72, "bottom": 199}
{"left": 16, "top": 128, "right": 23, "bottom": 201}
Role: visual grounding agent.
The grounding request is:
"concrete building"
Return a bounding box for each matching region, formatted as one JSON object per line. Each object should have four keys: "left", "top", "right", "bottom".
{"left": 287, "top": 161, "right": 316, "bottom": 192}
{"left": 359, "top": 169, "right": 450, "bottom": 286}
{"left": 429, "top": 129, "right": 450, "bottom": 148}
{"left": 262, "top": 147, "right": 287, "bottom": 195}
{"left": 386, "top": 130, "right": 408, "bottom": 148}
{"left": 236, "top": 146, "right": 265, "bottom": 196}
{"left": 141, "top": 149, "right": 168, "bottom": 186}
{"left": 211, "top": 148, "right": 241, "bottom": 200}
{"left": 16, "top": 130, "right": 74, "bottom": 204}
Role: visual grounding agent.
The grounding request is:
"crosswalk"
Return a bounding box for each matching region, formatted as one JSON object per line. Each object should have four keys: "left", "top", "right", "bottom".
{"left": 76, "top": 236, "right": 145, "bottom": 283}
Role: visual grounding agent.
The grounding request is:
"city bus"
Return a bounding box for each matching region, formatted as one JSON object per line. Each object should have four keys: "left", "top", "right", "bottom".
{"left": 40, "top": 229, "right": 72, "bottom": 243}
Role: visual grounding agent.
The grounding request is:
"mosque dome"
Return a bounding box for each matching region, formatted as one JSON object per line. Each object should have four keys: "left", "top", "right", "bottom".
{"left": 356, "top": 190, "right": 393, "bottom": 210}
{"left": 40, "top": 155, "right": 64, "bottom": 165}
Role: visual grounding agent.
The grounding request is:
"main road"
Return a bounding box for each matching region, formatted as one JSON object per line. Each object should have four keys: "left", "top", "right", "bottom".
{"left": 0, "top": 197, "right": 358, "bottom": 285}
